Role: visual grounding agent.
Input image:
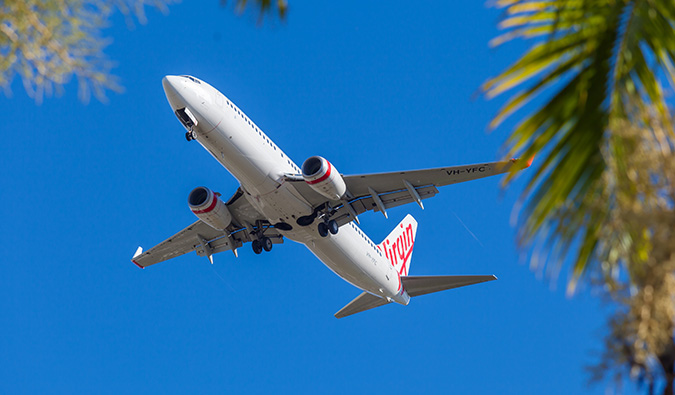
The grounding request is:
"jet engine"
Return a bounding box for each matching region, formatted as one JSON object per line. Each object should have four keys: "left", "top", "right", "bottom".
{"left": 188, "top": 186, "right": 232, "bottom": 230}
{"left": 302, "top": 156, "right": 347, "bottom": 200}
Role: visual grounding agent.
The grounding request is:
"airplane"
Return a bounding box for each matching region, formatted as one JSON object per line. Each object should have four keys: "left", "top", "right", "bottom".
{"left": 132, "top": 75, "right": 531, "bottom": 318}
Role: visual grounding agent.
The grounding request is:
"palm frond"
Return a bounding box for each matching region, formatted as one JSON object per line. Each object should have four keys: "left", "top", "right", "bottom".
{"left": 484, "top": 0, "right": 675, "bottom": 290}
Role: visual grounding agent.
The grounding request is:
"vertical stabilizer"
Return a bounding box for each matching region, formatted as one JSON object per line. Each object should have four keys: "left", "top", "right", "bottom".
{"left": 378, "top": 214, "right": 418, "bottom": 276}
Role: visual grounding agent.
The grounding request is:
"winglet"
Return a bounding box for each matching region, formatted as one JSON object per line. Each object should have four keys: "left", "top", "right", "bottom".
{"left": 131, "top": 246, "right": 144, "bottom": 269}
{"left": 510, "top": 156, "right": 535, "bottom": 168}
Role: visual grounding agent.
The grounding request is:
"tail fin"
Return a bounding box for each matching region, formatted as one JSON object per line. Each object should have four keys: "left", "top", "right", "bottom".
{"left": 378, "top": 214, "right": 418, "bottom": 276}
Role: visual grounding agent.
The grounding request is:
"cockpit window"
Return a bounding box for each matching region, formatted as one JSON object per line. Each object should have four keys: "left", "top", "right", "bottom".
{"left": 181, "top": 75, "right": 201, "bottom": 84}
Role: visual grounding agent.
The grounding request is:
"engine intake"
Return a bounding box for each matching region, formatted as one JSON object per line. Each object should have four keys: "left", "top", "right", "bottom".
{"left": 302, "top": 156, "right": 347, "bottom": 200}
{"left": 188, "top": 186, "right": 232, "bottom": 230}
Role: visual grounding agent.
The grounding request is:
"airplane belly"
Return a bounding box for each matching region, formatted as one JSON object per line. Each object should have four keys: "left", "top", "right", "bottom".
{"left": 303, "top": 226, "right": 392, "bottom": 296}
{"left": 253, "top": 182, "right": 314, "bottom": 225}
{"left": 195, "top": 118, "right": 277, "bottom": 194}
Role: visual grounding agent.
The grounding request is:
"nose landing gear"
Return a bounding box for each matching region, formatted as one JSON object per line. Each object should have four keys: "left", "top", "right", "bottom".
{"left": 175, "top": 107, "right": 198, "bottom": 141}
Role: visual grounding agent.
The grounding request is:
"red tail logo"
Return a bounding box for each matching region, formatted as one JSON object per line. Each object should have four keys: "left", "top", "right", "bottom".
{"left": 379, "top": 223, "right": 415, "bottom": 276}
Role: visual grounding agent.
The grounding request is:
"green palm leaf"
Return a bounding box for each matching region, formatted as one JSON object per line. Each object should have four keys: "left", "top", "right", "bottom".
{"left": 484, "top": 0, "right": 675, "bottom": 292}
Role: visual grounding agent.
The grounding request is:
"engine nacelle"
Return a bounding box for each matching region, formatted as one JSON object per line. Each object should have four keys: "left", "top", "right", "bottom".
{"left": 302, "top": 156, "right": 347, "bottom": 200}
{"left": 188, "top": 186, "right": 232, "bottom": 230}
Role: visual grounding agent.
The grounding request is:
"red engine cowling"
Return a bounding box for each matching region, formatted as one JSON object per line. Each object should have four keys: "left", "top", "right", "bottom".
{"left": 301, "top": 156, "right": 347, "bottom": 200}
{"left": 188, "top": 186, "right": 232, "bottom": 230}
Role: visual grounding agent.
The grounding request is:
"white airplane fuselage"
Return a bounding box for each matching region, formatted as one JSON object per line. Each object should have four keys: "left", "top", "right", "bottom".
{"left": 162, "top": 75, "right": 410, "bottom": 305}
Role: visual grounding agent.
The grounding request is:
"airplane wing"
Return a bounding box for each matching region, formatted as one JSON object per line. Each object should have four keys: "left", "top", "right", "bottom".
{"left": 343, "top": 159, "right": 523, "bottom": 198}
{"left": 284, "top": 158, "right": 529, "bottom": 224}
{"left": 132, "top": 188, "right": 282, "bottom": 268}
{"left": 132, "top": 219, "right": 228, "bottom": 268}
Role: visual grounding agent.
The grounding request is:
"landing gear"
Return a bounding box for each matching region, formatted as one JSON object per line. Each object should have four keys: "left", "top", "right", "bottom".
{"left": 252, "top": 239, "right": 263, "bottom": 254}
{"left": 252, "top": 236, "right": 273, "bottom": 254}
{"left": 262, "top": 237, "right": 273, "bottom": 252}
{"left": 318, "top": 222, "right": 329, "bottom": 238}
{"left": 318, "top": 219, "right": 339, "bottom": 238}
{"left": 328, "top": 219, "right": 339, "bottom": 235}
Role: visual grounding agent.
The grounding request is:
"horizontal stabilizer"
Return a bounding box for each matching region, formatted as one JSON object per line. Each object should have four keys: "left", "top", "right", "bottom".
{"left": 335, "top": 292, "right": 390, "bottom": 319}
{"left": 401, "top": 275, "right": 497, "bottom": 297}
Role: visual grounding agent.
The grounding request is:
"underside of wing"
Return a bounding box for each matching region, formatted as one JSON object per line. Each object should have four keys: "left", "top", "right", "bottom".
{"left": 284, "top": 158, "right": 528, "bottom": 224}
{"left": 342, "top": 159, "right": 522, "bottom": 198}
{"left": 132, "top": 187, "right": 282, "bottom": 268}
{"left": 132, "top": 220, "right": 228, "bottom": 268}
{"left": 329, "top": 185, "right": 439, "bottom": 226}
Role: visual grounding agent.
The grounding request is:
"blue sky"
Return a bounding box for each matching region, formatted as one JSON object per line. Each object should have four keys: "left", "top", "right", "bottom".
{"left": 1, "top": 3, "right": 636, "bottom": 394}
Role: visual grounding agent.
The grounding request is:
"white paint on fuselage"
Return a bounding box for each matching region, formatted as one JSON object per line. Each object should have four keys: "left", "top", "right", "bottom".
{"left": 162, "top": 75, "right": 409, "bottom": 305}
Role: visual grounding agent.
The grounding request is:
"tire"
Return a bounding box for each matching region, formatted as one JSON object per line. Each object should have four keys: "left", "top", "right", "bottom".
{"left": 252, "top": 239, "right": 263, "bottom": 254}
{"left": 262, "top": 237, "right": 273, "bottom": 252}
{"left": 328, "top": 219, "right": 339, "bottom": 235}
{"left": 318, "top": 222, "right": 329, "bottom": 238}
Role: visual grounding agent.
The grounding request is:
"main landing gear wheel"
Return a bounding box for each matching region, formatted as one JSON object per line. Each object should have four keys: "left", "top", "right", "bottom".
{"left": 318, "top": 222, "right": 329, "bottom": 238}
{"left": 262, "top": 237, "right": 273, "bottom": 252}
{"left": 252, "top": 239, "right": 263, "bottom": 254}
{"left": 328, "top": 219, "right": 339, "bottom": 235}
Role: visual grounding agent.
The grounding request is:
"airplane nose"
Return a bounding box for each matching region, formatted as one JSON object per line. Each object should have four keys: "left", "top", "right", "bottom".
{"left": 162, "top": 75, "right": 181, "bottom": 97}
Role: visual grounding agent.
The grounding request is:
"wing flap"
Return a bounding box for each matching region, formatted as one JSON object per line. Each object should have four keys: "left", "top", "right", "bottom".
{"left": 335, "top": 292, "right": 390, "bottom": 319}
{"left": 332, "top": 185, "right": 439, "bottom": 226}
{"left": 400, "top": 275, "right": 497, "bottom": 297}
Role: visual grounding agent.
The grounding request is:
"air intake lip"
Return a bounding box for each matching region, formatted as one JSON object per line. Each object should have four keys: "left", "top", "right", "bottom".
{"left": 302, "top": 156, "right": 323, "bottom": 177}
{"left": 188, "top": 187, "right": 209, "bottom": 206}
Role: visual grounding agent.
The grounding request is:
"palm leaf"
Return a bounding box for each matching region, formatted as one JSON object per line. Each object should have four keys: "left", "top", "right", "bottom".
{"left": 484, "top": 0, "right": 675, "bottom": 291}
